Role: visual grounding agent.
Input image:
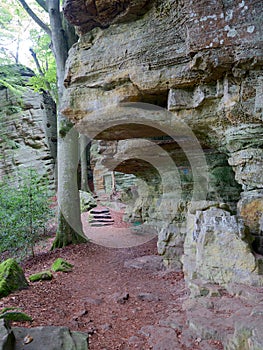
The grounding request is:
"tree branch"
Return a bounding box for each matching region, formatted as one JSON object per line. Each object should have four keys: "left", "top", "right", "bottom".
{"left": 35, "top": 0, "right": 48, "bottom": 12}
{"left": 17, "top": 0, "right": 51, "bottom": 37}
{"left": 30, "top": 48, "right": 44, "bottom": 75}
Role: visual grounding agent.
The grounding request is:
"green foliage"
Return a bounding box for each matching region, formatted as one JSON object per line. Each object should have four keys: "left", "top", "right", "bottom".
{"left": 27, "top": 29, "right": 57, "bottom": 99}
{"left": 0, "top": 0, "right": 32, "bottom": 64}
{"left": 0, "top": 169, "right": 54, "bottom": 260}
{"left": 0, "top": 64, "right": 27, "bottom": 95}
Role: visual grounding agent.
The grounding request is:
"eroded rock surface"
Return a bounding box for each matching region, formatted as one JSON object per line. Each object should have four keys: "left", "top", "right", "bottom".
{"left": 62, "top": 0, "right": 263, "bottom": 285}
{"left": 0, "top": 75, "right": 56, "bottom": 185}
{"left": 183, "top": 207, "right": 263, "bottom": 292}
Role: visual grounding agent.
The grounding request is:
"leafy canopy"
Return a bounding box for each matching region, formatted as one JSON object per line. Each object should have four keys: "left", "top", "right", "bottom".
{"left": 0, "top": 0, "right": 57, "bottom": 97}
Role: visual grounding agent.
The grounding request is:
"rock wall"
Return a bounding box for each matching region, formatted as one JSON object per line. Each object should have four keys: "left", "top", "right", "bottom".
{"left": 0, "top": 85, "right": 57, "bottom": 185}
{"left": 62, "top": 0, "right": 263, "bottom": 281}
{"left": 90, "top": 140, "right": 137, "bottom": 197}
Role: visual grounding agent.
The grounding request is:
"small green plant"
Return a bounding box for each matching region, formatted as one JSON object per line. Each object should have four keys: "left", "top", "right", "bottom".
{"left": 0, "top": 169, "right": 54, "bottom": 260}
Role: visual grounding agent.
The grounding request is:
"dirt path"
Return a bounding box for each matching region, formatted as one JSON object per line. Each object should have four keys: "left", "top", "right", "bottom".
{"left": 81, "top": 209, "right": 157, "bottom": 248}
{"left": 0, "top": 208, "right": 223, "bottom": 349}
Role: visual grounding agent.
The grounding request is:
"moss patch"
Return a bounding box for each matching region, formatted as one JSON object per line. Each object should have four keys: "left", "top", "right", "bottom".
{"left": 51, "top": 258, "right": 74, "bottom": 272}
{"left": 0, "top": 259, "right": 28, "bottom": 298}
{"left": 0, "top": 307, "right": 32, "bottom": 322}
{"left": 29, "top": 271, "right": 53, "bottom": 282}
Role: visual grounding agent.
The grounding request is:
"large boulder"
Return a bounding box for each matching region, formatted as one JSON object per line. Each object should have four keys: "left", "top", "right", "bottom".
{"left": 0, "top": 319, "right": 15, "bottom": 350}
{"left": 0, "top": 259, "right": 28, "bottom": 298}
{"left": 79, "top": 190, "right": 97, "bottom": 212}
{"left": 183, "top": 207, "right": 263, "bottom": 294}
{"left": 13, "top": 326, "right": 88, "bottom": 350}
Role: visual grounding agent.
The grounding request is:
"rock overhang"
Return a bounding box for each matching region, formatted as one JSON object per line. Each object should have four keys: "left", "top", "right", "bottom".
{"left": 62, "top": 0, "right": 263, "bottom": 149}
{"left": 63, "top": 0, "right": 153, "bottom": 35}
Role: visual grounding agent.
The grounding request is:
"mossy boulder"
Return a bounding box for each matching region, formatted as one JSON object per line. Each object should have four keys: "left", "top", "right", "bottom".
{"left": 29, "top": 271, "right": 53, "bottom": 282}
{"left": 0, "top": 307, "right": 32, "bottom": 322}
{"left": 51, "top": 259, "right": 73, "bottom": 273}
{"left": 79, "top": 190, "right": 97, "bottom": 213}
{"left": 0, "top": 259, "right": 28, "bottom": 298}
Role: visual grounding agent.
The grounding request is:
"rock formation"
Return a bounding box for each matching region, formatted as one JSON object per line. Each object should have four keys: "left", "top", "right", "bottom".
{"left": 0, "top": 319, "right": 89, "bottom": 350}
{"left": 0, "top": 259, "right": 28, "bottom": 298}
{"left": 61, "top": 0, "right": 263, "bottom": 286}
{"left": 0, "top": 70, "right": 57, "bottom": 185}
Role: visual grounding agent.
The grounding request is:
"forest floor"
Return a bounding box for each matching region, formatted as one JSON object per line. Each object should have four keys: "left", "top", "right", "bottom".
{"left": 0, "top": 207, "right": 224, "bottom": 350}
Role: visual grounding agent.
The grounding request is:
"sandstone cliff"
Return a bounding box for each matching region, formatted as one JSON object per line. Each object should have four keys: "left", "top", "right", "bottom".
{"left": 62, "top": 0, "right": 263, "bottom": 287}
{"left": 0, "top": 73, "right": 57, "bottom": 184}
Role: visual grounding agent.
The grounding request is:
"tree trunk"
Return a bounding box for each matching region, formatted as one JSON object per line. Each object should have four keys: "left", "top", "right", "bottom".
{"left": 53, "top": 127, "right": 86, "bottom": 248}
{"left": 48, "top": 0, "right": 86, "bottom": 248}
{"left": 80, "top": 134, "right": 89, "bottom": 192}
{"left": 18, "top": 0, "right": 85, "bottom": 248}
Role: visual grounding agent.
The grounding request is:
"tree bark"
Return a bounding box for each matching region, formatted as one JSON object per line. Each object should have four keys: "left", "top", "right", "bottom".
{"left": 80, "top": 134, "right": 89, "bottom": 192}
{"left": 47, "top": 0, "right": 86, "bottom": 248}
{"left": 53, "top": 127, "right": 86, "bottom": 249}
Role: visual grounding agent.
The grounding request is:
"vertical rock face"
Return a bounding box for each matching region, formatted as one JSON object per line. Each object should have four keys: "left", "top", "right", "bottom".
{"left": 183, "top": 207, "right": 262, "bottom": 292}
{"left": 62, "top": 0, "right": 263, "bottom": 278}
{"left": 0, "top": 86, "right": 56, "bottom": 185}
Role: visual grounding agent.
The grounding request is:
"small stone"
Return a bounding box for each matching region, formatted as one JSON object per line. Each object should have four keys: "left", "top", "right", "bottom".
{"left": 113, "top": 292, "right": 129, "bottom": 304}
{"left": 195, "top": 337, "right": 202, "bottom": 344}
{"left": 100, "top": 323, "right": 112, "bottom": 331}
{"left": 83, "top": 297, "right": 103, "bottom": 305}
{"left": 137, "top": 293, "right": 160, "bottom": 302}
{"left": 124, "top": 255, "right": 164, "bottom": 271}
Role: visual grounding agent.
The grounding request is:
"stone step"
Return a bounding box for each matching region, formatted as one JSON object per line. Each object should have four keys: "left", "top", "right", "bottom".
{"left": 89, "top": 219, "right": 114, "bottom": 223}
{"left": 90, "top": 222, "right": 114, "bottom": 227}
{"left": 90, "top": 209, "right": 110, "bottom": 215}
{"left": 91, "top": 215, "right": 112, "bottom": 220}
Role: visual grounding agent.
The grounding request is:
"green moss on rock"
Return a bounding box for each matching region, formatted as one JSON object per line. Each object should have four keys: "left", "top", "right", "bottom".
{"left": 51, "top": 258, "right": 74, "bottom": 272}
{"left": 0, "top": 310, "right": 32, "bottom": 322}
{"left": 0, "top": 259, "right": 28, "bottom": 298}
{"left": 29, "top": 271, "right": 53, "bottom": 282}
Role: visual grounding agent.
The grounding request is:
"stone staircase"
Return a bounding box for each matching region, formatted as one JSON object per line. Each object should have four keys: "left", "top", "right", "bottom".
{"left": 89, "top": 207, "right": 114, "bottom": 227}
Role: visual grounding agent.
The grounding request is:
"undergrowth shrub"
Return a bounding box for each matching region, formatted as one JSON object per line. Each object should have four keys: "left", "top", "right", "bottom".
{"left": 0, "top": 169, "right": 54, "bottom": 260}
